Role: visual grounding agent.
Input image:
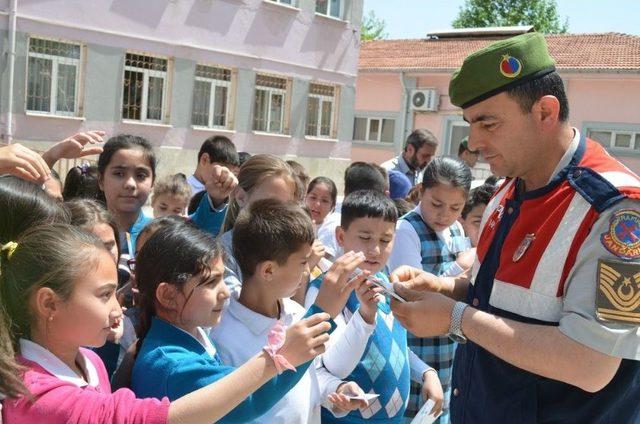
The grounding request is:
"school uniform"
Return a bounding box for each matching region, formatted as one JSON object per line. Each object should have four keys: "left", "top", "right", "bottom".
{"left": 187, "top": 174, "right": 205, "bottom": 195}
{"left": 132, "top": 308, "right": 334, "bottom": 423}
{"left": 3, "top": 339, "right": 169, "bottom": 424}
{"left": 211, "top": 297, "right": 370, "bottom": 423}
{"left": 389, "top": 206, "right": 468, "bottom": 423}
{"left": 317, "top": 203, "right": 343, "bottom": 258}
{"left": 189, "top": 192, "right": 227, "bottom": 237}
{"left": 306, "top": 272, "right": 432, "bottom": 423}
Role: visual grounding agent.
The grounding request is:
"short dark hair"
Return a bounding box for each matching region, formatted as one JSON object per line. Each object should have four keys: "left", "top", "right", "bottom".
{"left": 238, "top": 151, "right": 252, "bottom": 166}
{"left": 233, "top": 199, "right": 314, "bottom": 278}
{"left": 462, "top": 183, "right": 496, "bottom": 219}
{"left": 344, "top": 162, "right": 387, "bottom": 195}
{"left": 197, "top": 135, "right": 239, "bottom": 167}
{"left": 422, "top": 157, "right": 472, "bottom": 194}
{"left": 340, "top": 190, "right": 398, "bottom": 230}
{"left": 506, "top": 71, "right": 569, "bottom": 122}
{"left": 404, "top": 129, "right": 438, "bottom": 152}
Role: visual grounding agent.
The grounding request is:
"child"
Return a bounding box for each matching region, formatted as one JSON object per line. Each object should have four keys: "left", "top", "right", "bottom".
{"left": 305, "top": 176, "right": 337, "bottom": 226}
{"left": 188, "top": 135, "right": 239, "bottom": 196}
{"left": 63, "top": 163, "right": 101, "bottom": 201}
{"left": 97, "top": 134, "right": 156, "bottom": 257}
{"left": 151, "top": 173, "right": 191, "bottom": 218}
{"left": 219, "top": 154, "right": 299, "bottom": 295}
{"left": 130, "top": 221, "right": 339, "bottom": 422}
{"left": 459, "top": 183, "right": 496, "bottom": 247}
{"left": 211, "top": 199, "right": 377, "bottom": 423}
{"left": 388, "top": 157, "right": 472, "bottom": 423}
{"left": 0, "top": 223, "right": 331, "bottom": 423}
{"left": 306, "top": 190, "right": 444, "bottom": 423}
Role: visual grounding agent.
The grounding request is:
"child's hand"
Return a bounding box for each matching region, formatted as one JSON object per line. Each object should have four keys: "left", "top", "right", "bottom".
{"left": 308, "top": 239, "right": 326, "bottom": 270}
{"left": 0, "top": 144, "right": 51, "bottom": 184}
{"left": 355, "top": 280, "right": 383, "bottom": 325}
{"left": 279, "top": 312, "right": 331, "bottom": 367}
{"left": 205, "top": 165, "right": 238, "bottom": 208}
{"left": 421, "top": 369, "right": 444, "bottom": 417}
{"left": 456, "top": 247, "right": 476, "bottom": 271}
{"left": 314, "top": 251, "right": 368, "bottom": 318}
{"left": 41, "top": 131, "right": 106, "bottom": 167}
{"left": 328, "top": 381, "right": 369, "bottom": 413}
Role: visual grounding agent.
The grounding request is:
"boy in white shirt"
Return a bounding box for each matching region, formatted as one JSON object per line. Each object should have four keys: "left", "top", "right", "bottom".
{"left": 211, "top": 198, "right": 380, "bottom": 423}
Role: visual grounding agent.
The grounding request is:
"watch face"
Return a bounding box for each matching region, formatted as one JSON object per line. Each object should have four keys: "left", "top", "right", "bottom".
{"left": 448, "top": 332, "right": 467, "bottom": 344}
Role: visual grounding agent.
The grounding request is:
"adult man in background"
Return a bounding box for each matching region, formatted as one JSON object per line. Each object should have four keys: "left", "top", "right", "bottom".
{"left": 381, "top": 129, "right": 438, "bottom": 186}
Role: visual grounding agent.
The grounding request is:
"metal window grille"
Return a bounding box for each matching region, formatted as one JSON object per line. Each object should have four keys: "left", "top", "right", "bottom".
{"left": 315, "top": 0, "right": 342, "bottom": 18}
{"left": 192, "top": 65, "right": 232, "bottom": 128}
{"left": 253, "top": 74, "right": 287, "bottom": 133}
{"left": 122, "top": 53, "right": 168, "bottom": 122}
{"left": 306, "top": 83, "right": 336, "bottom": 138}
{"left": 26, "top": 37, "right": 81, "bottom": 115}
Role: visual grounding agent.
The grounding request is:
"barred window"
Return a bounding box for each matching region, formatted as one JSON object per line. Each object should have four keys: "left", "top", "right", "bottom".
{"left": 26, "top": 37, "right": 81, "bottom": 115}
{"left": 267, "top": 0, "right": 294, "bottom": 5}
{"left": 253, "top": 74, "right": 288, "bottom": 134}
{"left": 122, "top": 53, "right": 168, "bottom": 122}
{"left": 306, "top": 83, "right": 337, "bottom": 138}
{"left": 316, "top": 0, "right": 342, "bottom": 19}
{"left": 191, "top": 65, "right": 232, "bottom": 128}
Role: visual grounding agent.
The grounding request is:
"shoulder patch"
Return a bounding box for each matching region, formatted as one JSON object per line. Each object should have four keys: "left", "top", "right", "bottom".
{"left": 597, "top": 258, "right": 640, "bottom": 324}
{"left": 600, "top": 209, "right": 640, "bottom": 260}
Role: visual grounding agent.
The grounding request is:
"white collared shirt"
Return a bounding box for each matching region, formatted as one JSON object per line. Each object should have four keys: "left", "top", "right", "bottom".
{"left": 210, "top": 297, "right": 343, "bottom": 424}
{"left": 19, "top": 339, "right": 100, "bottom": 388}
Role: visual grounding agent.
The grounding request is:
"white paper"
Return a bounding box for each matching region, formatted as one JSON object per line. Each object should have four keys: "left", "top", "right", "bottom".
{"left": 410, "top": 399, "right": 442, "bottom": 424}
{"left": 345, "top": 393, "right": 380, "bottom": 402}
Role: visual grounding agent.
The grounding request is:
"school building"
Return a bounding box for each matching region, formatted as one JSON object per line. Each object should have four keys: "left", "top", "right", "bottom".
{"left": 353, "top": 27, "right": 640, "bottom": 177}
{"left": 0, "top": 0, "right": 363, "bottom": 180}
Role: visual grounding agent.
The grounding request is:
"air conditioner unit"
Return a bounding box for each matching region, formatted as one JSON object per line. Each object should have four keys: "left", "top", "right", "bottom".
{"left": 410, "top": 89, "right": 439, "bottom": 112}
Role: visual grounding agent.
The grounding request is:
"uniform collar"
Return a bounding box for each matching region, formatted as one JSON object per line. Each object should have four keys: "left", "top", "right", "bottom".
{"left": 149, "top": 317, "right": 217, "bottom": 358}
{"left": 130, "top": 211, "right": 152, "bottom": 234}
{"left": 227, "top": 297, "right": 299, "bottom": 336}
{"left": 19, "top": 339, "right": 100, "bottom": 388}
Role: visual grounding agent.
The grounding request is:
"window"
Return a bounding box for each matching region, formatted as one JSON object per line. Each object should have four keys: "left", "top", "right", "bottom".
{"left": 26, "top": 37, "right": 82, "bottom": 116}
{"left": 122, "top": 53, "right": 169, "bottom": 122}
{"left": 192, "top": 65, "right": 233, "bottom": 129}
{"left": 253, "top": 74, "right": 289, "bottom": 134}
{"left": 447, "top": 121, "right": 470, "bottom": 155}
{"left": 588, "top": 128, "right": 640, "bottom": 152}
{"left": 315, "top": 0, "right": 342, "bottom": 19}
{"left": 306, "top": 83, "right": 337, "bottom": 138}
{"left": 353, "top": 117, "right": 395, "bottom": 143}
{"left": 267, "top": 0, "right": 294, "bottom": 5}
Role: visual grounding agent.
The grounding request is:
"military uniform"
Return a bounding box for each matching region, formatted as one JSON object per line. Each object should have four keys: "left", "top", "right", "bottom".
{"left": 447, "top": 32, "right": 640, "bottom": 423}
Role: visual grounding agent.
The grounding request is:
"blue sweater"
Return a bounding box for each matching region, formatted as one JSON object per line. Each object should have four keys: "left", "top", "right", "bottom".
{"left": 132, "top": 307, "right": 334, "bottom": 423}
{"left": 189, "top": 193, "right": 227, "bottom": 237}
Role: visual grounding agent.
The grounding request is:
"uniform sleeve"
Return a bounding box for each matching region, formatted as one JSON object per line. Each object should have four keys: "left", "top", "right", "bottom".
{"left": 559, "top": 199, "right": 640, "bottom": 359}
{"left": 317, "top": 214, "right": 341, "bottom": 258}
{"left": 388, "top": 219, "right": 422, "bottom": 272}
{"left": 189, "top": 194, "right": 227, "bottom": 237}
{"left": 408, "top": 349, "right": 433, "bottom": 384}
{"left": 321, "top": 309, "right": 375, "bottom": 379}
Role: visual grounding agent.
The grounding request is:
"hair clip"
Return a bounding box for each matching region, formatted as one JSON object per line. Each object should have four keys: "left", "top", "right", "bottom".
{"left": 1, "top": 241, "right": 18, "bottom": 260}
{"left": 79, "top": 163, "right": 90, "bottom": 176}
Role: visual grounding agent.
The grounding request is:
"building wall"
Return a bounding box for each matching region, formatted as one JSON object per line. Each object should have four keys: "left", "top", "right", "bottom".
{"left": 0, "top": 0, "right": 362, "bottom": 183}
{"left": 353, "top": 70, "right": 640, "bottom": 176}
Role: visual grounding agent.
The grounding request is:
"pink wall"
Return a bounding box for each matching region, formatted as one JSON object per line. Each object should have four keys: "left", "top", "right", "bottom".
{"left": 567, "top": 75, "right": 640, "bottom": 125}
{"left": 354, "top": 73, "right": 402, "bottom": 111}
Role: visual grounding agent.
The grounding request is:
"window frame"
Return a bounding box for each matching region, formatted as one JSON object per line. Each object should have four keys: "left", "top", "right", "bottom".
{"left": 584, "top": 123, "right": 640, "bottom": 156}
{"left": 122, "top": 52, "right": 170, "bottom": 124}
{"left": 191, "top": 64, "right": 234, "bottom": 130}
{"left": 315, "top": 0, "right": 343, "bottom": 19}
{"left": 353, "top": 116, "right": 395, "bottom": 144}
{"left": 253, "top": 74, "right": 290, "bottom": 135}
{"left": 306, "top": 83, "right": 338, "bottom": 139}
{"left": 25, "top": 36, "right": 83, "bottom": 117}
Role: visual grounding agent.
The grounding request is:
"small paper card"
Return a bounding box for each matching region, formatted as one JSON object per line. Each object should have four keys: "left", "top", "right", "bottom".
{"left": 344, "top": 393, "right": 380, "bottom": 402}
{"left": 410, "top": 399, "right": 442, "bottom": 424}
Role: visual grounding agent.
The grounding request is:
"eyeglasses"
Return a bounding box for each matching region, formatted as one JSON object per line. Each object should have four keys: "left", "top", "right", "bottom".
{"left": 127, "top": 258, "right": 136, "bottom": 272}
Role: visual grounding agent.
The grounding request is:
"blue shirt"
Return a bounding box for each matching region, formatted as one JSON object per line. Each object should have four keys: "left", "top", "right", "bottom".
{"left": 121, "top": 212, "right": 152, "bottom": 256}
{"left": 189, "top": 193, "right": 227, "bottom": 237}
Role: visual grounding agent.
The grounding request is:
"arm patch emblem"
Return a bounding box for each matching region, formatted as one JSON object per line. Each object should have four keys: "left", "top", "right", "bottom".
{"left": 596, "top": 258, "right": 640, "bottom": 324}
{"left": 600, "top": 209, "right": 640, "bottom": 260}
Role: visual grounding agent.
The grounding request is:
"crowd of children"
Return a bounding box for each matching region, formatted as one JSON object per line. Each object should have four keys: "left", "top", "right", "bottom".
{"left": 0, "top": 130, "right": 497, "bottom": 423}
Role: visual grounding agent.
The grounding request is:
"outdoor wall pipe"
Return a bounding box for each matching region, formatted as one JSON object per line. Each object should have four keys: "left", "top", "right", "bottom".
{"left": 6, "top": 0, "right": 17, "bottom": 144}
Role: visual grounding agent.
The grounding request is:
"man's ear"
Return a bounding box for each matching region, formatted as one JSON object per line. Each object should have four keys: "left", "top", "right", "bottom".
{"left": 405, "top": 144, "right": 415, "bottom": 157}
{"left": 156, "top": 282, "right": 180, "bottom": 311}
{"left": 536, "top": 95, "right": 561, "bottom": 131}
{"left": 336, "top": 226, "right": 346, "bottom": 248}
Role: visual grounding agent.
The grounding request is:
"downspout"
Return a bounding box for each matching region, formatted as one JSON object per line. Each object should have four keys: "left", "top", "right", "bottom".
{"left": 398, "top": 71, "right": 408, "bottom": 155}
{"left": 6, "top": 0, "right": 17, "bottom": 144}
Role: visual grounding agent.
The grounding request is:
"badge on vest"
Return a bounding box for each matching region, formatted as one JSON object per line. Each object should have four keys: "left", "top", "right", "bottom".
{"left": 513, "top": 233, "right": 535, "bottom": 262}
{"left": 596, "top": 258, "right": 640, "bottom": 325}
{"left": 600, "top": 209, "right": 640, "bottom": 260}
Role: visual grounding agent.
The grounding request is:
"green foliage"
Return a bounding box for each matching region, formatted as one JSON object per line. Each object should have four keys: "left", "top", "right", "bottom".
{"left": 361, "top": 10, "right": 388, "bottom": 41}
{"left": 452, "top": 0, "right": 569, "bottom": 34}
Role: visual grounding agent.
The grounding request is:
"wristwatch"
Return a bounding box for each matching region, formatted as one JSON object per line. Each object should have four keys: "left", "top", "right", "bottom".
{"left": 448, "top": 301, "right": 469, "bottom": 344}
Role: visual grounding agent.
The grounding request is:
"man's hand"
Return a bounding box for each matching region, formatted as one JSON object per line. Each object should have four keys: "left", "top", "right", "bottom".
{"left": 42, "top": 131, "right": 106, "bottom": 167}
{"left": 390, "top": 265, "right": 443, "bottom": 293}
{"left": 205, "top": 164, "right": 238, "bottom": 208}
{"left": 0, "top": 144, "right": 51, "bottom": 183}
{"left": 390, "top": 291, "right": 455, "bottom": 337}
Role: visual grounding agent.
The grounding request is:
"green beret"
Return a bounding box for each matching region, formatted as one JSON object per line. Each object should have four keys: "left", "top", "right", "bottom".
{"left": 449, "top": 32, "right": 556, "bottom": 108}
